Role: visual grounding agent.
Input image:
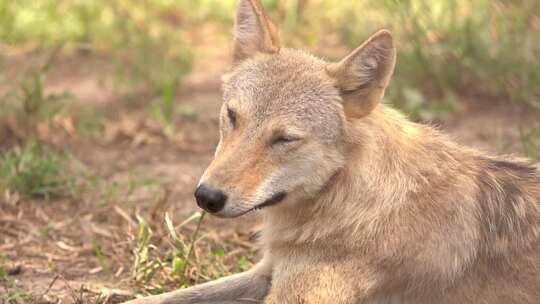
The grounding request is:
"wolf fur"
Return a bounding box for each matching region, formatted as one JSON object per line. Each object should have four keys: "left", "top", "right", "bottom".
{"left": 125, "top": 0, "right": 540, "bottom": 303}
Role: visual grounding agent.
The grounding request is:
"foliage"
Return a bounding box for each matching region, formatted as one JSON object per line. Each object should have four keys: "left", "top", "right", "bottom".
{"left": 130, "top": 212, "right": 255, "bottom": 294}
{"left": 309, "top": 1, "right": 538, "bottom": 113}
{"left": 1, "top": 0, "right": 538, "bottom": 118}
{"left": 132, "top": 215, "right": 163, "bottom": 283}
{"left": 256, "top": 0, "right": 539, "bottom": 116}
{"left": 1, "top": 46, "right": 71, "bottom": 131}
{"left": 519, "top": 126, "right": 540, "bottom": 160}
{"left": 119, "top": 0, "right": 538, "bottom": 116}
{"left": 0, "top": 141, "right": 75, "bottom": 199}
{"left": 0, "top": 0, "right": 192, "bottom": 118}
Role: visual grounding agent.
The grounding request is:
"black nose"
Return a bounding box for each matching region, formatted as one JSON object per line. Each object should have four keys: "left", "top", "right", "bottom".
{"left": 194, "top": 184, "right": 227, "bottom": 213}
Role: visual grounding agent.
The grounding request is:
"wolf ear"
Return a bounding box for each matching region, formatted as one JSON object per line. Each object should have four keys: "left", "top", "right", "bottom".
{"left": 233, "top": 0, "right": 280, "bottom": 64}
{"left": 325, "top": 30, "right": 396, "bottom": 118}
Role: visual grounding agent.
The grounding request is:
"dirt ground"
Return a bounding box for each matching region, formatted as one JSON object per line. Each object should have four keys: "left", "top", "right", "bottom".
{"left": 1, "top": 42, "right": 539, "bottom": 303}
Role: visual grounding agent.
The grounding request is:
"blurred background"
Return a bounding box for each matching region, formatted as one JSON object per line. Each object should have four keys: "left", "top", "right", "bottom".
{"left": 0, "top": 0, "right": 539, "bottom": 303}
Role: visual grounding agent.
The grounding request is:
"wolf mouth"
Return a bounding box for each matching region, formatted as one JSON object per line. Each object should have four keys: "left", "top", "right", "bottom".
{"left": 254, "top": 191, "right": 287, "bottom": 210}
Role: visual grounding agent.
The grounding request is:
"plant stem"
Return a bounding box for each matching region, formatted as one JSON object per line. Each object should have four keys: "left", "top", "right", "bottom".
{"left": 183, "top": 211, "right": 206, "bottom": 278}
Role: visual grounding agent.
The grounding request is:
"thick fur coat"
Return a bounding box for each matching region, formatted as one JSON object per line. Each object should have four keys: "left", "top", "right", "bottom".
{"left": 125, "top": 1, "right": 540, "bottom": 303}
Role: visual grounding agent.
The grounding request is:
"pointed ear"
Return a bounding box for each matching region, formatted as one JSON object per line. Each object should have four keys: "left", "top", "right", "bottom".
{"left": 233, "top": 0, "right": 280, "bottom": 64}
{"left": 325, "top": 30, "right": 396, "bottom": 118}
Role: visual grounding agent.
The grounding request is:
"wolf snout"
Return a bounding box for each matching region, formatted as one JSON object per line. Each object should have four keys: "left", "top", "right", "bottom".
{"left": 194, "top": 183, "right": 228, "bottom": 213}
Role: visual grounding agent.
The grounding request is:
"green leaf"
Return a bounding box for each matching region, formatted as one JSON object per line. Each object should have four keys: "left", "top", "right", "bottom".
{"left": 211, "top": 248, "right": 225, "bottom": 258}
{"left": 171, "top": 256, "right": 186, "bottom": 276}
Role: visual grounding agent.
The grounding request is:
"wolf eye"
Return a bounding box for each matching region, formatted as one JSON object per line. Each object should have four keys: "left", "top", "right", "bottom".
{"left": 227, "top": 107, "right": 237, "bottom": 128}
{"left": 271, "top": 134, "right": 301, "bottom": 146}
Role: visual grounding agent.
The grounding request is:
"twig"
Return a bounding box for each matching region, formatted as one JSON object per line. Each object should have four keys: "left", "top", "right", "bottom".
{"left": 183, "top": 211, "right": 206, "bottom": 278}
{"left": 114, "top": 205, "right": 137, "bottom": 227}
{"left": 36, "top": 274, "right": 60, "bottom": 303}
{"left": 150, "top": 186, "right": 171, "bottom": 221}
{"left": 56, "top": 273, "right": 81, "bottom": 304}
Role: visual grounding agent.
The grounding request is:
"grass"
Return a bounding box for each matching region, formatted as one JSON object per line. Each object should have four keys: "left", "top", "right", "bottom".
{"left": 493, "top": 124, "right": 540, "bottom": 161}
{"left": 103, "top": 0, "right": 537, "bottom": 118}
{"left": 0, "top": 46, "right": 112, "bottom": 145}
{"left": 131, "top": 212, "right": 207, "bottom": 287}
{"left": 0, "top": 1, "right": 193, "bottom": 135}
{"left": 129, "top": 212, "right": 256, "bottom": 296}
{"left": 0, "top": 255, "right": 6, "bottom": 281}
{"left": 379, "top": 0, "right": 540, "bottom": 113}
{"left": 0, "top": 255, "right": 31, "bottom": 304}
{"left": 0, "top": 141, "right": 76, "bottom": 199}
{"left": 0, "top": 0, "right": 192, "bottom": 105}
{"left": 519, "top": 126, "right": 540, "bottom": 160}
{"left": 1, "top": 0, "right": 537, "bottom": 121}
{"left": 273, "top": 0, "right": 539, "bottom": 117}
{"left": 1, "top": 46, "right": 72, "bottom": 134}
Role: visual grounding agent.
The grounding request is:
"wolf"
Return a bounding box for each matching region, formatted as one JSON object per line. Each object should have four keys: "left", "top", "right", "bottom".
{"left": 126, "top": 0, "right": 540, "bottom": 303}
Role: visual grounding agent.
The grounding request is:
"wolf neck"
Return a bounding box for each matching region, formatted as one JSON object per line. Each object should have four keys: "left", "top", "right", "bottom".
{"left": 263, "top": 104, "right": 471, "bottom": 247}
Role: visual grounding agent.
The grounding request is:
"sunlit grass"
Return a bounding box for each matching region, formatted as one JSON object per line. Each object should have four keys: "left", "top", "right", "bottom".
{"left": 286, "top": 0, "right": 539, "bottom": 116}
{"left": 1, "top": 0, "right": 537, "bottom": 118}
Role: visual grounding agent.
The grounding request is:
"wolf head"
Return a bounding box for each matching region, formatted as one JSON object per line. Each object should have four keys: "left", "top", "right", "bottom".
{"left": 195, "top": 0, "right": 396, "bottom": 217}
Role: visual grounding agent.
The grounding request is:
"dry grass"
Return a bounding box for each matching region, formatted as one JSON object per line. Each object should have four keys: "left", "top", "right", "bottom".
{"left": 0, "top": 185, "right": 258, "bottom": 303}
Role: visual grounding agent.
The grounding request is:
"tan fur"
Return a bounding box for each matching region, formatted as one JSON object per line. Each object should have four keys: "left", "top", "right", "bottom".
{"left": 125, "top": 1, "right": 540, "bottom": 303}
{"left": 233, "top": 0, "right": 280, "bottom": 63}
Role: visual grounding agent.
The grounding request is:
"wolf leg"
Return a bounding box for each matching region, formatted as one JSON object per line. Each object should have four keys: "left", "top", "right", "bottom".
{"left": 123, "top": 261, "right": 272, "bottom": 304}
